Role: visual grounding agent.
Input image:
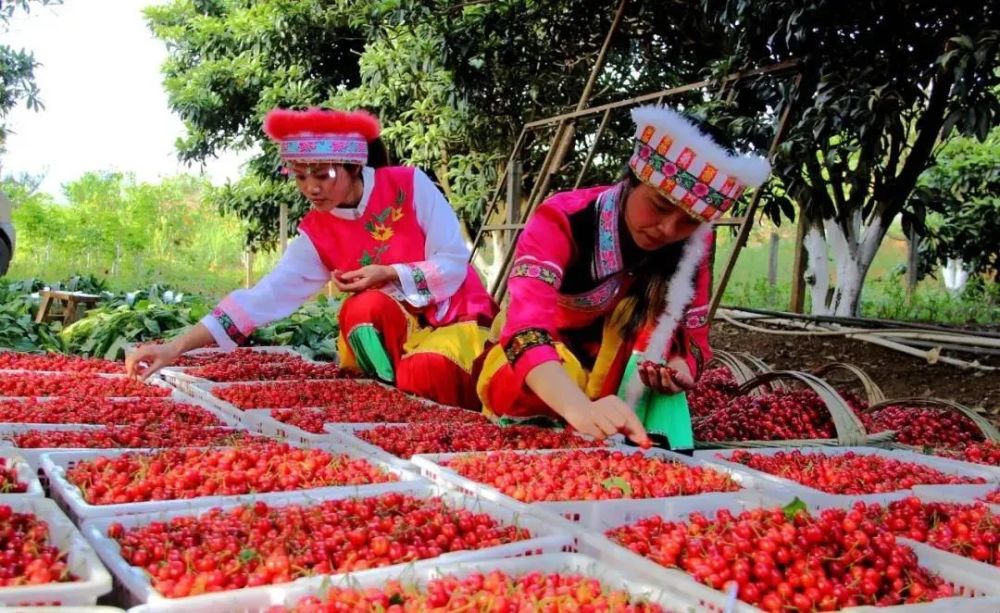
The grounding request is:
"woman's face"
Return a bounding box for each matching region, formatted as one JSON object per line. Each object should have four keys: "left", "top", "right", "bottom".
{"left": 623, "top": 182, "right": 703, "bottom": 251}
{"left": 290, "top": 162, "right": 357, "bottom": 211}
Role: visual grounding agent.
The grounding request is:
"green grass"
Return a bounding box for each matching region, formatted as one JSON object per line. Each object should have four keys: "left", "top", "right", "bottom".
{"left": 713, "top": 223, "right": 1000, "bottom": 325}
{"left": 9, "top": 219, "right": 996, "bottom": 325}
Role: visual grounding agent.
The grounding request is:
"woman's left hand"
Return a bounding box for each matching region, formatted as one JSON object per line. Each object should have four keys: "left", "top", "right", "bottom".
{"left": 639, "top": 357, "right": 695, "bottom": 394}
{"left": 331, "top": 265, "right": 398, "bottom": 293}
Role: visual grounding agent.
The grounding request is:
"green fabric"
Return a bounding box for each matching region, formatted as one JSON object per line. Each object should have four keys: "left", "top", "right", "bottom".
{"left": 617, "top": 352, "right": 694, "bottom": 450}
{"left": 347, "top": 326, "right": 395, "bottom": 382}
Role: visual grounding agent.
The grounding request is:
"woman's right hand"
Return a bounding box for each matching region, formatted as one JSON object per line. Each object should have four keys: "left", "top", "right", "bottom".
{"left": 560, "top": 395, "right": 649, "bottom": 445}
{"left": 125, "top": 342, "right": 181, "bottom": 381}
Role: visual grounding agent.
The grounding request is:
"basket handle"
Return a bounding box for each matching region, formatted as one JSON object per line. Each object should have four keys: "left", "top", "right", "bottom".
{"left": 735, "top": 370, "right": 868, "bottom": 446}
{"left": 707, "top": 350, "right": 758, "bottom": 385}
{"left": 866, "top": 397, "right": 1000, "bottom": 443}
{"left": 811, "top": 362, "right": 886, "bottom": 405}
{"left": 736, "top": 351, "right": 785, "bottom": 391}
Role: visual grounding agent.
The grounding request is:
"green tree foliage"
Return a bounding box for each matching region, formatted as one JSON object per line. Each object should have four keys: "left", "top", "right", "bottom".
{"left": 914, "top": 128, "right": 1000, "bottom": 279}
{"left": 0, "top": 0, "right": 62, "bottom": 145}
{"left": 5, "top": 172, "right": 257, "bottom": 293}
{"left": 146, "top": 0, "right": 729, "bottom": 247}
{"left": 705, "top": 0, "right": 1000, "bottom": 315}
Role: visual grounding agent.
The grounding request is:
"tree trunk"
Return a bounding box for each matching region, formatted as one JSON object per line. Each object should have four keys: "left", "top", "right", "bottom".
{"left": 803, "top": 213, "right": 887, "bottom": 317}
{"left": 803, "top": 224, "right": 831, "bottom": 315}
{"left": 942, "top": 258, "right": 968, "bottom": 294}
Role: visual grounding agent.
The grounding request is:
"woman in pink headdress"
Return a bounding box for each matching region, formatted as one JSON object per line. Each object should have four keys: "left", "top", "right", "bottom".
{"left": 475, "top": 105, "right": 771, "bottom": 443}
{"left": 127, "top": 108, "right": 497, "bottom": 410}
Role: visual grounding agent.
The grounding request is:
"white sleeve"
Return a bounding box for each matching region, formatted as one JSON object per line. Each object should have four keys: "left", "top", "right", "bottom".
{"left": 201, "top": 236, "right": 330, "bottom": 350}
{"left": 388, "top": 169, "right": 471, "bottom": 308}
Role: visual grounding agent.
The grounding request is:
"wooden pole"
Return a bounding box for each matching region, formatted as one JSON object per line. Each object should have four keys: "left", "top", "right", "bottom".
{"left": 505, "top": 160, "right": 523, "bottom": 259}
{"left": 708, "top": 73, "right": 802, "bottom": 321}
{"left": 906, "top": 226, "right": 919, "bottom": 303}
{"left": 574, "top": 108, "right": 614, "bottom": 189}
{"left": 279, "top": 201, "right": 289, "bottom": 253}
{"left": 767, "top": 231, "right": 780, "bottom": 287}
{"left": 244, "top": 249, "right": 254, "bottom": 289}
{"left": 789, "top": 207, "right": 808, "bottom": 313}
{"left": 490, "top": 0, "right": 629, "bottom": 301}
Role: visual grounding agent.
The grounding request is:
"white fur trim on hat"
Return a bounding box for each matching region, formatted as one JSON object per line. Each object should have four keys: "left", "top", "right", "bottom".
{"left": 630, "top": 105, "right": 771, "bottom": 189}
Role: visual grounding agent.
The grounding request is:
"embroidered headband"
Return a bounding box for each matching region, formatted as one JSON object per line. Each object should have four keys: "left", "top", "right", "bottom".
{"left": 263, "top": 108, "right": 381, "bottom": 166}
{"left": 628, "top": 104, "right": 771, "bottom": 223}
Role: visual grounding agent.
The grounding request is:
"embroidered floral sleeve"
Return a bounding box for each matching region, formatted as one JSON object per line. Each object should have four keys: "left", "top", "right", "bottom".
{"left": 388, "top": 169, "right": 470, "bottom": 314}
{"left": 200, "top": 237, "right": 330, "bottom": 351}
{"left": 500, "top": 201, "right": 576, "bottom": 383}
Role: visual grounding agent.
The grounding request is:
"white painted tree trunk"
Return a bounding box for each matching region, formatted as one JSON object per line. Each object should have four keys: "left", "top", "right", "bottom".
{"left": 941, "top": 258, "right": 969, "bottom": 294}
{"left": 802, "top": 213, "right": 885, "bottom": 317}
{"left": 804, "top": 227, "right": 831, "bottom": 315}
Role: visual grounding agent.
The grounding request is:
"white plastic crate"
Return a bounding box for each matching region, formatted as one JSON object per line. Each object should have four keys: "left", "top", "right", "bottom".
{"left": 183, "top": 382, "right": 276, "bottom": 427}
{"left": 0, "top": 373, "right": 177, "bottom": 398}
{"left": 323, "top": 422, "right": 413, "bottom": 464}
{"left": 695, "top": 446, "right": 996, "bottom": 505}
{"left": 40, "top": 441, "right": 422, "bottom": 522}
{"left": 13, "top": 606, "right": 125, "bottom": 613}
{"left": 0, "top": 450, "right": 44, "bottom": 496}
{"left": 561, "top": 490, "right": 1000, "bottom": 612}
{"left": 0, "top": 495, "right": 112, "bottom": 606}
{"left": 185, "top": 379, "right": 365, "bottom": 429}
{"left": 160, "top": 348, "right": 333, "bottom": 394}
{"left": 324, "top": 422, "right": 615, "bottom": 467}
{"left": 191, "top": 378, "right": 461, "bottom": 426}
{"left": 0, "top": 422, "right": 265, "bottom": 474}
{"left": 248, "top": 398, "right": 481, "bottom": 447}
{"left": 248, "top": 408, "right": 350, "bottom": 446}
{"left": 80, "top": 480, "right": 573, "bottom": 608}
{"left": 892, "top": 448, "right": 1000, "bottom": 482}
{"left": 912, "top": 483, "right": 1000, "bottom": 514}
{"left": 0, "top": 389, "right": 240, "bottom": 429}
{"left": 410, "top": 447, "right": 765, "bottom": 521}
{"left": 127, "top": 552, "right": 699, "bottom": 613}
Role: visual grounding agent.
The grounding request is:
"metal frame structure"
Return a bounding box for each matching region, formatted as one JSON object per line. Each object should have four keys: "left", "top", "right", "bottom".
{"left": 468, "top": 22, "right": 801, "bottom": 315}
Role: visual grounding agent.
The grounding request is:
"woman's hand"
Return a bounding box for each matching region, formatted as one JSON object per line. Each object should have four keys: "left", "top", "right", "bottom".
{"left": 559, "top": 395, "right": 649, "bottom": 445}
{"left": 125, "top": 342, "right": 181, "bottom": 381}
{"left": 331, "top": 265, "right": 398, "bottom": 293}
{"left": 639, "top": 357, "right": 695, "bottom": 394}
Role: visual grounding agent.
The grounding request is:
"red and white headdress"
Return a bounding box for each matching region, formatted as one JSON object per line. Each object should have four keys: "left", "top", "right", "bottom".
{"left": 263, "top": 108, "right": 381, "bottom": 166}
{"left": 629, "top": 105, "right": 770, "bottom": 223}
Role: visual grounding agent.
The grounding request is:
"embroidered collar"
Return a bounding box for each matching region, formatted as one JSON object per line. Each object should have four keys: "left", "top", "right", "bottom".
{"left": 592, "top": 183, "right": 625, "bottom": 279}
{"left": 329, "top": 166, "right": 376, "bottom": 220}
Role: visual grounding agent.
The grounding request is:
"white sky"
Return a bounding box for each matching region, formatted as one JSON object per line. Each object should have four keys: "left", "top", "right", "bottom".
{"left": 2, "top": 0, "right": 249, "bottom": 201}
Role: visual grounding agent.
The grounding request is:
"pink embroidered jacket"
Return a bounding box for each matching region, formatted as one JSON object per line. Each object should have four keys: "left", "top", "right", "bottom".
{"left": 500, "top": 183, "right": 713, "bottom": 394}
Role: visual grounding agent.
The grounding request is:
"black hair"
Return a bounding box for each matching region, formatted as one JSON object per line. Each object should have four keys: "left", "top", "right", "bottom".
{"left": 610, "top": 170, "right": 687, "bottom": 339}
{"left": 366, "top": 136, "right": 391, "bottom": 168}
{"left": 338, "top": 136, "right": 391, "bottom": 178}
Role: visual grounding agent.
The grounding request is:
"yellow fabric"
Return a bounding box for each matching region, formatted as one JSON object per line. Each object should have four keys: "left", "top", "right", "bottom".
{"left": 477, "top": 337, "right": 588, "bottom": 419}
{"left": 486, "top": 309, "right": 506, "bottom": 343}
{"left": 402, "top": 320, "right": 491, "bottom": 373}
{"left": 337, "top": 299, "right": 488, "bottom": 375}
{"left": 336, "top": 334, "right": 357, "bottom": 370}
{"left": 477, "top": 299, "right": 634, "bottom": 416}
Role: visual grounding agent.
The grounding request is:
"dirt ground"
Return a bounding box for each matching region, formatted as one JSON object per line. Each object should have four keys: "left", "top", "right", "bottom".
{"left": 710, "top": 321, "right": 1000, "bottom": 421}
